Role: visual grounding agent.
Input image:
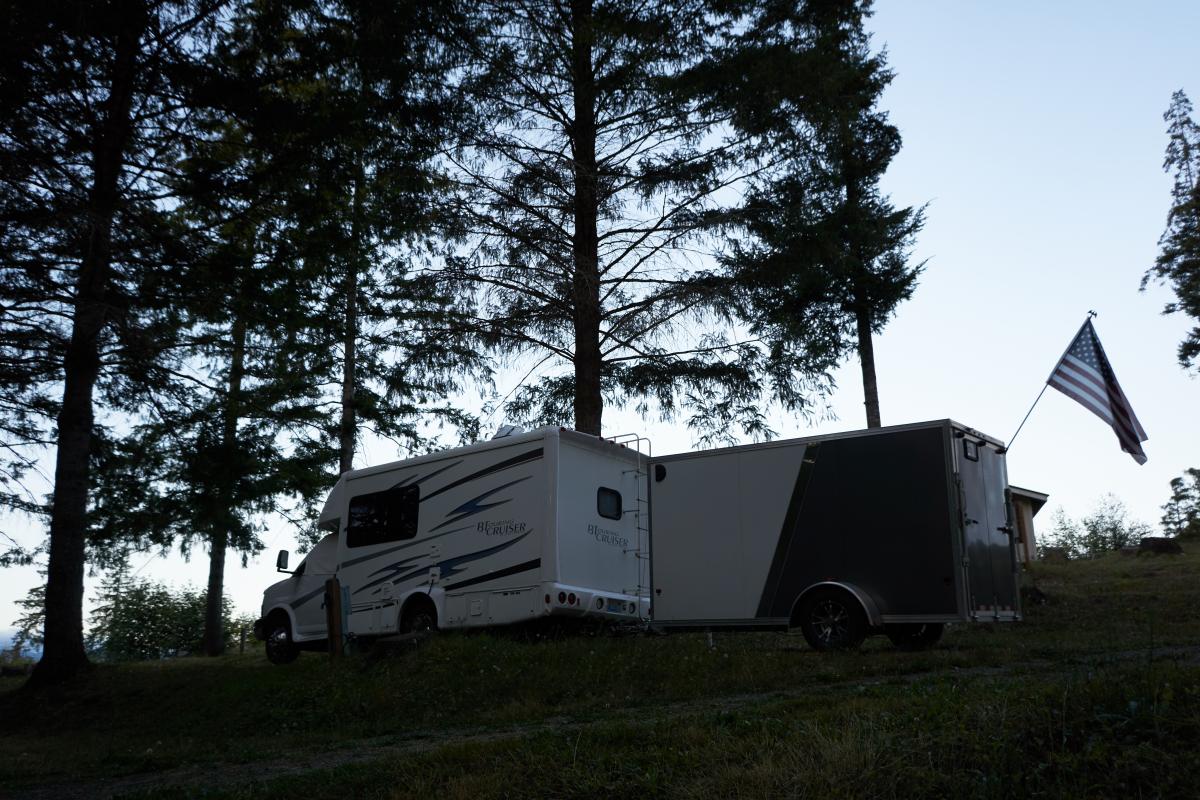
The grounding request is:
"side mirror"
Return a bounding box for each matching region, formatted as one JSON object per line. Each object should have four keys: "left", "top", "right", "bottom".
{"left": 276, "top": 550, "right": 290, "bottom": 573}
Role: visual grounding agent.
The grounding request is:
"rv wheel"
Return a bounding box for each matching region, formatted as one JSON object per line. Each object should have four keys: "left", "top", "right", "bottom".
{"left": 265, "top": 622, "right": 299, "bottom": 665}
{"left": 885, "top": 623, "right": 944, "bottom": 651}
{"left": 400, "top": 598, "right": 437, "bottom": 635}
{"left": 796, "top": 589, "right": 867, "bottom": 652}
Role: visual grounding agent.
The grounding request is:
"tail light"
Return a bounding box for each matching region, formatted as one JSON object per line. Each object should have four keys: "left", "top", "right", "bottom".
{"left": 544, "top": 594, "right": 551, "bottom": 605}
{"left": 595, "top": 597, "right": 604, "bottom": 609}
{"left": 558, "top": 591, "right": 566, "bottom": 604}
{"left": 567, "top": 592, "right": 577, "bottom": 605}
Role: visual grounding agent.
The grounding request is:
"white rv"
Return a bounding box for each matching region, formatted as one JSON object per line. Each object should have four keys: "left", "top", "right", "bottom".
{"left": 254, "top": 427, "right": 650, "bottom": 663}
{"left": 256, "top": 419, "right": 1020, "bottom": 660}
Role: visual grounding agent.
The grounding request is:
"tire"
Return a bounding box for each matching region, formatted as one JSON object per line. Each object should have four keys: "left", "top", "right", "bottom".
{"left": 885, "top": 622, "right": 944, "bottom": 651}
{"left": 265, "top": 621, "right": 299, "bottom": 665}
{"left": 400, "top": 598, "right": 437, "bottom": 635}
{"left": 796, "top": 588, "right": 868, "bottom": 652}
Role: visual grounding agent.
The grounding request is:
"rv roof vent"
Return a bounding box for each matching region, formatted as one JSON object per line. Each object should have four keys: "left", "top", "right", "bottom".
{"left": 492, "top": 424, "right": 525, "bottom": 439}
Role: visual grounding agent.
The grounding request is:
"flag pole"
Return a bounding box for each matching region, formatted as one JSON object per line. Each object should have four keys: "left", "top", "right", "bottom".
{"left": 1006, "top": 311, "right": 1098, "bottom": 453}
{"left": 1006, "top": 384, "right": 1048, "bottom": 451}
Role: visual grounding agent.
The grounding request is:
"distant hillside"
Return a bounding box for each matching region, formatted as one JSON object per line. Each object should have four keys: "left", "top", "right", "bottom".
{"left": 0, "top": 628, "right": 39, "bottom": 659}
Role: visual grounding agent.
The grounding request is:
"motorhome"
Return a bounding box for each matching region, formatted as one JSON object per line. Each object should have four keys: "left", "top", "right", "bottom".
{"left": 254, "top": 427, "right": 650, "bottom": 663}
{"left": 255, "top": 419, "right": 1019, "bottom": 660}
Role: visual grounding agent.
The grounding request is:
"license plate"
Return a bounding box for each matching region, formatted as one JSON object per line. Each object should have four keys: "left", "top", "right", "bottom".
{"left": 606, "top": 600, "right": 624, "bottom": 613}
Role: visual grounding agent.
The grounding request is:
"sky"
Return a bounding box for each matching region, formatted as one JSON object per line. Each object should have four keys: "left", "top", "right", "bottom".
{"left": 2, "top": 1, "right": 1199, "bottom": 637}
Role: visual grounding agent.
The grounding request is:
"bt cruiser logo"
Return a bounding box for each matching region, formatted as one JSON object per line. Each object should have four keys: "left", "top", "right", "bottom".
{"left": 477, "top": 519, "right": 527, "bottom": 537}
{"left": 588, "top": 523, "right": 628, "bottom": 549}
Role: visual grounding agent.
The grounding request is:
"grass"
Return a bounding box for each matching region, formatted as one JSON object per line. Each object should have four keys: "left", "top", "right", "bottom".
{"left": 2, "top": 550, "right": 1199, "bottom": 798}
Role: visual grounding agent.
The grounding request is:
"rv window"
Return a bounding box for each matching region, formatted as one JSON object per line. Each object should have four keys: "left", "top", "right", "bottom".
{"left": 597, "top": 487, "right": 622, "bottom": 520}
{"left": 346, "top": 485, "right": 420, "bottom": 548}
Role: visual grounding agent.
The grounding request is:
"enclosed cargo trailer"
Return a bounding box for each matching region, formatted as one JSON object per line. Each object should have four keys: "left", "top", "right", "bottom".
{"left": 646, "top": 420, "right": 1019, "bottom": 649}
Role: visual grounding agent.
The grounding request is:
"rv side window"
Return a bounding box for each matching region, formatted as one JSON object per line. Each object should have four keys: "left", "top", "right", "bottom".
{"left": 597, "top": 487, "right": 622, "bottom": 520}
{"left": 347, "top": 485, "right": 420, "bottom": 548}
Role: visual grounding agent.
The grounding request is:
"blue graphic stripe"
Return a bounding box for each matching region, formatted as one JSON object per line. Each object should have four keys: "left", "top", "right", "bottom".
{"left": 339, "top": 523, "right": 474, "bottom": 569}
{"left": 289, "top": 584, "right": 327, "bottom": 611}
{"left": 352, "top": 530, "right": 533, "bottom": 597}
{"left": 393, "top": 459, "right": 463, "bottom": 489}
{"left": 420, "top": 448, "right": 543, "bottom": 504}
{"left": 443, "top": 559, "right": 541, "bottom": 592}
{"left": 430, "top": 476, "right": 532, "bottom": 531}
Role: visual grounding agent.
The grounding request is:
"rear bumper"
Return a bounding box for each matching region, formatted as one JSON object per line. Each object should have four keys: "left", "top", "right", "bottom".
{"left": 541, "top": 582, "right": 649, "bottom": 621}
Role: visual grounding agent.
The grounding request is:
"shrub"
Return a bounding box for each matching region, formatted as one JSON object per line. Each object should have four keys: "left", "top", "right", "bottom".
{"left": 1041, "top": 494, "right": 1152, "bottom": 559}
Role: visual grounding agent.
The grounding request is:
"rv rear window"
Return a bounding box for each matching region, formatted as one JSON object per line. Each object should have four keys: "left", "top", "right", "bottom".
{"left": 597, "top": 487, "right": 622, "bottom": 520}
{"left": 347, "top": 485, "right": 420, "bottom": 548}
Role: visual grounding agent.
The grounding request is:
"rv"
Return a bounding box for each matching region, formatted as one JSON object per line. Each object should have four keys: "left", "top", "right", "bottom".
{"left": 254, "top": 427, "right": 650, "bottom": 663}
{"left": 255, "top": 420, "right": 1020, "bottom": 661}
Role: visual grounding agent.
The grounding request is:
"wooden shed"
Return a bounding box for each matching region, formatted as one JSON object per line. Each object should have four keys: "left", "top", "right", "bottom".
{"left": 1009, "top": 485, "right": 1049, "bottom": 563}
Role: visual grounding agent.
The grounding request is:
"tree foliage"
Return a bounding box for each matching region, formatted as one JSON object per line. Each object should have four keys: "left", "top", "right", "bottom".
{"left": 448, "top": 0, "right": 827, "bottom": 441}
{"left": 718, "top": 0, "right": 924, "bottom": 428}
{"left": 1161, "top": 468, "right": 1200, "bottom": 540}
{"left": 1144, "top": 90, "right": 1200, "bottom": 372}
{"left": 1042, "top": 495, "right": 1152, "bottom": 559}
{"left": 86, "top": 566, "right": 249, "bottom": 661}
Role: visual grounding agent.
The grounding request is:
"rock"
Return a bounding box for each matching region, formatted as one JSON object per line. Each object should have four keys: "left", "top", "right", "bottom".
{"left": 1138, "top": 537, "right": 1183, "bottom": 556}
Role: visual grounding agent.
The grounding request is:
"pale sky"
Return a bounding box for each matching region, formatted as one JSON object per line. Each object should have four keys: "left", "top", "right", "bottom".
{"left": 2, "top": 1, "right": 1198, "bottom": 637}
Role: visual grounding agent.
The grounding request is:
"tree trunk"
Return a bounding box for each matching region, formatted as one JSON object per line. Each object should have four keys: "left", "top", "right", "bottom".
{"left": 31, "top": 7, "right": 145, "bottom": 687}
{"left": 203, "top": 307, "right": 246, "bottom": 656}
{"left": 570, "top": 0, "right": 603, "bottom": 436}
{"left": 855, "top": 301, "right": 881, "bottom": 428}
{"left": 338, "top": 165, "right": 364, "bottom": 473}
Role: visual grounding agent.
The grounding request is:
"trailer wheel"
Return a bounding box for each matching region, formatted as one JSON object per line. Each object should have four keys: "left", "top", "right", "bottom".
{"left": 265, "top": 619, "right": 299, "bottom": 665}
{"left": 796, "top": 588, "right": 867, "bottom": 652}
{"left": 400, "top": 597, "right": 438, "bottom": 635}
{"left": 884, "top": 623, "right": 944, "bottom": 651}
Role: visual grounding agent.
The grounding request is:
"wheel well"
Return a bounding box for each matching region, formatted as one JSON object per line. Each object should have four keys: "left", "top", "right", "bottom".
{"left": 265, "top": 607, "right": 292, "bottom": 632}
{"left": 789, "top": 583, "right": 875, "bottom": 628}
{"left": 401, "top": 593, "right": 437, "bottom": 626}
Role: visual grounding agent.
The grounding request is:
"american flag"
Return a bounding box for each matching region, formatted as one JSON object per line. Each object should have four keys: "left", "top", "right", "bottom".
{"left": 1047, "top": 319, "right": 1148, "bottom": 464}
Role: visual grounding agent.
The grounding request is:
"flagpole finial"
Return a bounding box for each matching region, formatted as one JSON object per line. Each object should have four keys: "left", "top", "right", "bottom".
{"left": 1088, "top": 309, "right": 1098, "bottom": 318}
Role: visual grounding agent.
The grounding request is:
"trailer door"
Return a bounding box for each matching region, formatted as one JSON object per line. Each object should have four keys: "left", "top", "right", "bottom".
{"left": 956, "top": 436, "right": 1018, "bottom": 619}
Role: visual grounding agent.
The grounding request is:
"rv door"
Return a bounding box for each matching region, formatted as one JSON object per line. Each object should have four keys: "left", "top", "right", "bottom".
{"left": 956, "top": 435, "right": 1018, "bottom": 619}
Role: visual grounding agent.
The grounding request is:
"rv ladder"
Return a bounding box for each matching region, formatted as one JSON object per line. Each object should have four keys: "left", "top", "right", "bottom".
{"left": 607, "top": 433, "right": 653, "bottom": 600}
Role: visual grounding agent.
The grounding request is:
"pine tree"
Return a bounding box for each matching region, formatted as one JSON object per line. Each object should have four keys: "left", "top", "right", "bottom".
{"left": 0, "top": 0, "right": 226, "bottom": 686}
{"left": 447, "top": 0, "right": 796, "bottom": 440}
{"left": 1143, "top": 90, "right": 1200, "bottom": 371}
{"left": 718, "top": 0, "right": 924, "bottom": 429}
{"left": 1161, "top": 468, "right": 1200, "bottom": 539}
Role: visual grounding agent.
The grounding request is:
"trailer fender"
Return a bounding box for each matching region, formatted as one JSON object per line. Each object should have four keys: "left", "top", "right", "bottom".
{"left": 791, "top": 582, "right": 882, "bottom": 629}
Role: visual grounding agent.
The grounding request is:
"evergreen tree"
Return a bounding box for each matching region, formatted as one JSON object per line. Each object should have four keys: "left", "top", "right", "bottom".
{"left": 718, "top": 0, "right": 924, "bottom": 429}
{"left": 1161, "top": 468, "right": 1200, "bottom": 539}
{"left": 1143, "top": 90, "right": 1200, "bottom": 371}
{"left": 0, "top": 0, "right": 226, "bottom": 685}
{"left": 447, "top": 0, "right": 803, "bottom": 440}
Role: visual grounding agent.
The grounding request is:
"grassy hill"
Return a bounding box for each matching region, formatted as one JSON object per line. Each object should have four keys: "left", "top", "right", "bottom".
{"left": 2, "top": 551, "right": 1200, "bottom": 799}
